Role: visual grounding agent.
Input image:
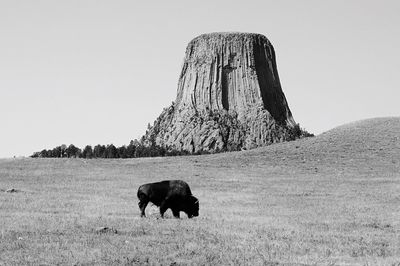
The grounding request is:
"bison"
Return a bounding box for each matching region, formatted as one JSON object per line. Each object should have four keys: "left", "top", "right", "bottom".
{"left": 137, "top": 180, "right": 199, "bottom": 218}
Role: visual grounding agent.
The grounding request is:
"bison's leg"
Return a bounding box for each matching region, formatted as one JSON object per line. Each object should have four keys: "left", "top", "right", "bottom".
{"left": 159, "top": 200, "right": 169, "bottom": 218}
{"left": 172, "top": 209, "right": 180, "bottom": 218}
{"left": 138, "top": 200, "right": 149, "bottom": 217}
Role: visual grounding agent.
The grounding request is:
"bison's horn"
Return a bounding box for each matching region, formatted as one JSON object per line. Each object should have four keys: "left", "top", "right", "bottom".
{"left": 194, "top": 200, "right": 198, "bottom": 204}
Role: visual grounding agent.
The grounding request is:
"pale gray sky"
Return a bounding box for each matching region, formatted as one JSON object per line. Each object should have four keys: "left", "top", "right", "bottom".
{"left": 0, "top": 0, "right": 399, "bottom": 158}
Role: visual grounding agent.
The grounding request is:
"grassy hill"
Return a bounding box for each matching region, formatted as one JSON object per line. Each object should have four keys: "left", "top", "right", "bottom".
{"left": 0, "top": 117, "right": 399, "bottom": 265}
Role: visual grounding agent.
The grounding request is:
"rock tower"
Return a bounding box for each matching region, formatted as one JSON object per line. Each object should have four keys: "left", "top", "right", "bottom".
{"left": 143, "top": 32, "right": 303, "bottom": 153}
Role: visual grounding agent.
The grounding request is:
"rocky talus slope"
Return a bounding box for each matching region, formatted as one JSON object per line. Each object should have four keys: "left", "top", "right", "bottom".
{"left": 143, "top": 32, "right": 308, "bottom": 153}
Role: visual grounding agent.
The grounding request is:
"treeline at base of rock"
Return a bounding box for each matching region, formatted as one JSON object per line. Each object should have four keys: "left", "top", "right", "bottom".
{"left": 30, "top": 142, "right": 178, "bottom": 159}
{"left": 30, "top": 140, "right": 224, "bottom": 159}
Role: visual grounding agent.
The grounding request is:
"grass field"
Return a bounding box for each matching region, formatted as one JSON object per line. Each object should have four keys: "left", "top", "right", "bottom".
{"left": 1, "top": 117, "right": 399, "bottom": 265}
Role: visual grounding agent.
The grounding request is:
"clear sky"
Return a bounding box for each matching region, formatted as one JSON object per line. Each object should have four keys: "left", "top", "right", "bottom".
{"left": 0, "top": 0, "right": 399, "bottom": 158}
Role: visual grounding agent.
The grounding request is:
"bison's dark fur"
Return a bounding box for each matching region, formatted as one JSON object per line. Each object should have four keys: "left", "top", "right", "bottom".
{"left": 137, "top": 180, "right": 199, "bottom": 218}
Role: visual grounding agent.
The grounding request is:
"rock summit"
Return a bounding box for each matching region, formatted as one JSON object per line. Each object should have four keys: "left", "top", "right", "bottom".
{"left": 143, "top": 32, "right": 305, "bottom": 153}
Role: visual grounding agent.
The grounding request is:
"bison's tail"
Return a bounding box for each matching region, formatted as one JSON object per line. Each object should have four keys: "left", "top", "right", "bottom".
{"left": 137, "top": 186, "right": 142, "bottom": 199}
{"left": 137, "top": 186, "right": 147, "bottom": 201}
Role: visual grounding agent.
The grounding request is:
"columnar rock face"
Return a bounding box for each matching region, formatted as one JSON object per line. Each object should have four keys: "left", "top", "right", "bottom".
{"left": 143, "top": 32, "right": 302, "bottom": 153}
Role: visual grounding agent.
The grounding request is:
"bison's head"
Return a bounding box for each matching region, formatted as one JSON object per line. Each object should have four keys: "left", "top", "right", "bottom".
{"left": 187, "top": 195, "right": 199, "bottom": 218}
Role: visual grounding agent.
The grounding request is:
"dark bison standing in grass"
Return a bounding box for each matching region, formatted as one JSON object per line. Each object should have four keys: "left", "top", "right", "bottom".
{"left": 137, "top": 180, "right": 199, "bottom": 218}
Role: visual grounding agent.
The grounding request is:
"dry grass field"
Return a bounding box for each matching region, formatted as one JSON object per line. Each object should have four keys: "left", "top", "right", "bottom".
{"left": 1, "top": 117, "right": 399, "bottom": 265}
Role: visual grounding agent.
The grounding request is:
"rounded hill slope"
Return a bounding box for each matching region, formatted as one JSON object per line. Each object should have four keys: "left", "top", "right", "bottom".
{"left": 310, "top": 117, "right": 399, "bottom": 153}
{"left": 313, "top": 117, "right": 399, "bottom": 158}
{"left": 226, "top": 117, "right": 399, "bottom": 175}
{"left": 252, "top": 117, "right": 399, "bottom": 156}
